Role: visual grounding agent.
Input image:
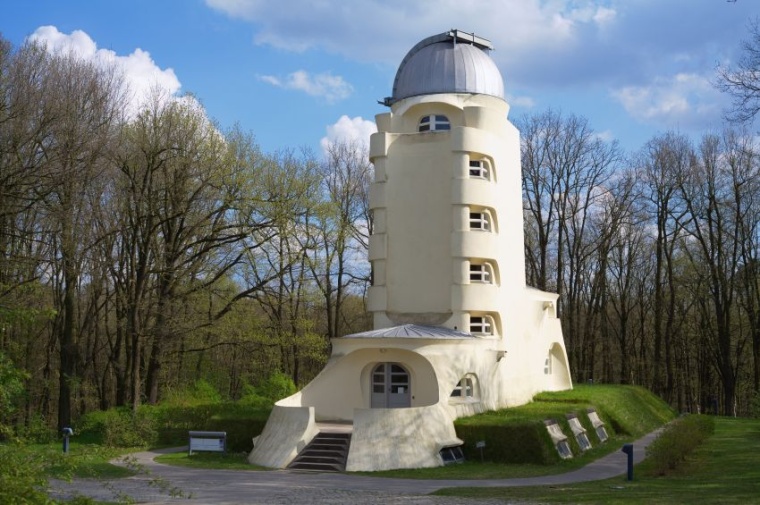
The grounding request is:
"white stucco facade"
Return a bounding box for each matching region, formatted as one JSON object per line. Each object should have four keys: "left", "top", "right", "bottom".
{"left": 249, "top": 29, "right": 572, "bottom": 472}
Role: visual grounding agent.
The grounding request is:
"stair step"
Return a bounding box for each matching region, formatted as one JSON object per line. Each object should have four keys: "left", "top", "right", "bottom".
{"left": 307, "top": 443, "right": 348, "bottom": 451}
{"left": 288, "top": 461, "right": 344, "bottom": 472}
{"left": 297, "top": 449, "right": 346, "bottom": 458}
{"left": 286, "top": 430, "right": 352, "bottom": 472}
{"left": 291, "top": 455, "right": 344, "bottom": 465}
{"left": 315, "top": 433, "right": 351, "bottom": 439}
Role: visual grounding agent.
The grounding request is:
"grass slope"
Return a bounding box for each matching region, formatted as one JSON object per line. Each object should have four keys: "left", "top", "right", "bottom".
{"left": 434, "top": 416, "right": 760, "bottom": 504}
{"left": 365, "top": 384, "right": 675, "bottom": 479}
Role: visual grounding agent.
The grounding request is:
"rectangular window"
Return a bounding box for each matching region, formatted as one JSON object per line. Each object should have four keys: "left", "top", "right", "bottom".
{"left": 470, "top": 316, "right": 492, "bottom": 335}
{"left": 469, "top": 264, "right": 492, "bottom": 283}
{"left": 469, "top": 160, "right": 489, "bottom": 179}
{"left": 469, "top": 212, "right": 490, "bottom": 231}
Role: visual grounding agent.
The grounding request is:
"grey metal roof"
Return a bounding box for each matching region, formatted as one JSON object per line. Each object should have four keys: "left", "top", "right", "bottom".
{"left": 385, "top": 29, "right": 504, "bottom": 106}
{"left": 341, "top": 324, "right": 475, "bottom": 339}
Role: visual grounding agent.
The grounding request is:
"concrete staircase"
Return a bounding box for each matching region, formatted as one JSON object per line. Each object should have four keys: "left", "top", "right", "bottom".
{"left": 287, "top": 431, "right": 352, "bottom": 472}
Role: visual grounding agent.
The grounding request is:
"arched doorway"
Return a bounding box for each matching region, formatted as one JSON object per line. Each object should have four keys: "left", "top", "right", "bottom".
{"left": 371, "top": 363, "right": 411, "bottom": 408}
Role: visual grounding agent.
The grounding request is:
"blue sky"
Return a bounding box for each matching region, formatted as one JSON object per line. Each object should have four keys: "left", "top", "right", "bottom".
{"left": 2, "top": 0, "right": 757, "bottom": 156}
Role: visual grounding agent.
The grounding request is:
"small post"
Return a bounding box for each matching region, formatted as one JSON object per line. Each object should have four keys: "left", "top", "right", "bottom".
{"left": 476, "top": 440, "right": 486, "bottom": 462}
{"left": 62, "top": 427, "right": 73, "bottom": 454}
{"left": 621, "top": 443, "right": 634, "bottom": 481}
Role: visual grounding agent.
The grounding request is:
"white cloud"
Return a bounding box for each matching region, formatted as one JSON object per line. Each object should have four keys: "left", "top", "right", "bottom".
{"left": 204, "top": 0, "right": 618, "bottom": 68}
{"left": 28, "top": 26, "right": 181, "bottom": 118}
{"left": 506, "top": 93, "right": 536, "bottom": 109}
{"left": 612, "top": 73, "right": 724, "bottom": 130}
{"left": 320, "top": 115, "right": 377, "bottom": 154}
{"left": 203, "top": 0, "right": 755, "bottom": 105}
{"left": 258, "top": 70, "right": 353, "bottom": 103}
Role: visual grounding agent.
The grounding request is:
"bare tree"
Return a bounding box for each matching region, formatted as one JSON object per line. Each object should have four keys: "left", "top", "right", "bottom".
{"left": 519, "top": 109, "right": 620, "bottom": 380}
{"left": 637, "top": 132, "right": 692, "bottom": 400}
{"left": 678, "top": 130, "right": 754, "bottom": 416}
{"left": 717, "top": 18, "right": 760, "bottom": 123}
{"left": 306, "top": 140, "right": 372, "bottom": 341}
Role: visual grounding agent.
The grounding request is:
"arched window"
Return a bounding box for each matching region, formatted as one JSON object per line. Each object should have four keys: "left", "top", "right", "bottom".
{"left": 450, "top": 375, "right": 476, "bottom": 398}
{"left": 469, "top": 159, "right": 490, "bottom": 179}
{"left": 470, "top": 315, "right": 494, "bottom": 336}
{"left": 419, "top": 114, "right": 450, "bottom": 132}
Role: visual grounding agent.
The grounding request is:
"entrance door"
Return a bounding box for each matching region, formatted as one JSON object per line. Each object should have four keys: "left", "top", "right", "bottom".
{"left": 371, "top": 363, "right": 411, "bottom": 408}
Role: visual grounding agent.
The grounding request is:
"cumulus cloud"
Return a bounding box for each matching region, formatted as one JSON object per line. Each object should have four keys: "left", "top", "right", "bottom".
{"left": 28, "top": 26, "right": 181, "bottom": 117}
{"left": 612, "top": 73, "right": 725, "bottom": 130}
{"left": 203, "top": 1, "right": 753, "bottom": 95}
{"left": 258, "top": 70, "right": 353, "bottom": 103}
{"left": 320, "top": 115, "right": 377, "bottom": 154}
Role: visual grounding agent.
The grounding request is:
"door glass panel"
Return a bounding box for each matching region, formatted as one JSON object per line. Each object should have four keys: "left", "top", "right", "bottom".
{"left": 371, "top": 362, "right": 411, "bottom": 408}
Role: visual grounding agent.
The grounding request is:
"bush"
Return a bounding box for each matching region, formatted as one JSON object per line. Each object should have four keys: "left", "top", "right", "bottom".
{"left": 750, "top": 392, "right": 760, "bottom": 419}
{"left": 0, "top": 351, "right": 29, "bottom": 440}
{"left": 16, "top": 415, "right": 56, "bottom": 444}
{"left": 79, "top": 407, "right": 158, "bottom": 448}
{"left": 252, "top": 371, "right": 297, "bottom": 402}
{"left": 455, "top": 420, "right": 556, "bottom": 464}
{"left": 646, "top": 414, "right": 715, "bottom": 475}
{"left": 152, "top": 402, "right": 272, "bottom": 452}
{"left": 162, "top": 379, "right": 223, "bottom": 406}
{"left": 0, "top": 443, "right": 61, "bottom": 504}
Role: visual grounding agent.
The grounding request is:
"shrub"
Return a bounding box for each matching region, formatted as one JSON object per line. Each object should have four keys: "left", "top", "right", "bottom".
{"left": 16, "top": 415, "right": 56, "bottom": 444}
{"left": 238, "top": 385, "right": 275, "bottom": 409}
{"left": 162, "top": 379, "right": 223, "bottom": 406}
{"left": 646, "top": 414, "right": 715, "bottom": 475}
{"left": 455, "top": 420, "right": 557, "bottom": 465}
{"left": 253, "top": 372, "right": 297, "bottom": 402}
{"left": 750, "top": 392, "right": 760, "bottom": 419}
{"left": 0, "top": 443, "right": 61, "bottom": 504}
{"left": 79, "top": 407, "right": 158, "bottom": 448}
{"left": 153, "top": 402, "right": 272, "bottom": 451}
{"left": 0, "top": 351, "right": 28, "bottom": 440}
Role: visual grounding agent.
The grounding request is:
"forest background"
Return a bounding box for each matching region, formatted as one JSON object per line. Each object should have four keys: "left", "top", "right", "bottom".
{"left": 3, "top": 20, "right": 760, "bottom": 435}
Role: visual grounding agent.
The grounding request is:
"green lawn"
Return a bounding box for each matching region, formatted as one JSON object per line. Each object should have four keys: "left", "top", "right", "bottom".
{"left": 26, "top": 442, "right": 137, "bottom": 479}
{"left": 433, "top": 417, "right": 760, "bottom": 504}
{"left": 360, "top": 433, "right": 635, "bottom": 480}
{"left": 155, "top": 450, "right": 270, "bottom": 471}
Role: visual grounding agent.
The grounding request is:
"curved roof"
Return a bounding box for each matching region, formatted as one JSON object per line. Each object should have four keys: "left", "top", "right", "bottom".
{"left": 385, "top": 29, "right": 504, "bottom": 106}
{"left": 341, "top": 324, "right": 474, "bottom": 340}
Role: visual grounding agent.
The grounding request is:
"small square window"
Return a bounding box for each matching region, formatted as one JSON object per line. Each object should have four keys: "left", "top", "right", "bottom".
{"left": 469, "top": 160, "right": 490, "bottom": 179}
{"left": 469, "top": 263, "right": 493, "bottom": 283}
{"left": 469, "top": 212, "right": 491, "bottom": 231}
{"left": 470, "top": 316, "right": 493, "bottom": 335}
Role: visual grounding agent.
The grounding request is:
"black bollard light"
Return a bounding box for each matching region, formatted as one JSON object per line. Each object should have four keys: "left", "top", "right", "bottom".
{"left": 621, "top": 443, "right": 634, "bottom": 481}
{"left": 62, "top": 427, "right": 73, "bottom": 454}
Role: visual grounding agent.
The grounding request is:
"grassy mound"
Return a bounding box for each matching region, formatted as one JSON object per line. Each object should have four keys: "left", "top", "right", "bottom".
{"left": 454, "top": 385, "right": 675, "bottom": 465}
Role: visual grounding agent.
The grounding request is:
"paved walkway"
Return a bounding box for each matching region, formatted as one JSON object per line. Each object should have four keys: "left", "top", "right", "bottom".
{"left": 50, "top": 429, "right": 659, "bottom": 505}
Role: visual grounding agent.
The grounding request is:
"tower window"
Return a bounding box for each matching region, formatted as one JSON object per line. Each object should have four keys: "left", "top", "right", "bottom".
{"left": 469, "top": 212, "right": 491, "bottom": 231}
{"left": 469, "top": 160, "right": 490, "bottom": 179}
{"left": 419, "top": 115, "right": 450, "bottom": 132}
{"left": 469, "top": 263, "right": 494, "bottom": 284}
{"left": 450, "top": 376, "right": 475, "bottom": 398}
{"left": 470, "top": 316, "right": 493, "bottom": 336}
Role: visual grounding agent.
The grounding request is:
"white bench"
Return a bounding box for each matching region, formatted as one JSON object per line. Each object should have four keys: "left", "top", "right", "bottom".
{"left": 188, "top": 431, "right": 227, "bottom": 455}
